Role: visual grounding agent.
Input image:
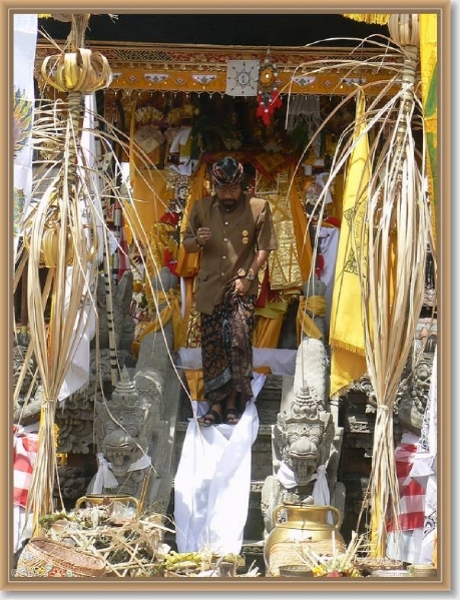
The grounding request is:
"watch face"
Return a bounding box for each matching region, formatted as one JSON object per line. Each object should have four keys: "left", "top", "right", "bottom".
{"left": 246, "top": 272, "right": 255, "bottom": 281}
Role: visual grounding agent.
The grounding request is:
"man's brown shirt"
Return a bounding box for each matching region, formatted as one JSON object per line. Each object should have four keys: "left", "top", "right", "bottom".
{"left": 183, "top": 192, "right": 277, "bottom": 315}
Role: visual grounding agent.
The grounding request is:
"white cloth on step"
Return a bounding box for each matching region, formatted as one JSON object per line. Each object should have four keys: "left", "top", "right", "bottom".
{"left": 174, "top": 374, "right": 265, "bottom": 554}
{"left": 178, "top": 346, "right": 296, "bottom": 375}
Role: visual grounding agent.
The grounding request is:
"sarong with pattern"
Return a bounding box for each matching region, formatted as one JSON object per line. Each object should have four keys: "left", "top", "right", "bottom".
{"left": 201, "top": 292, "right": 256, "bottom": 406}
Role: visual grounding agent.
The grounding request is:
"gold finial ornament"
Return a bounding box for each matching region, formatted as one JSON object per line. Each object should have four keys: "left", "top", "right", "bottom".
{"left": 41, "top": 48, "right": 113, "bottom": 94}
{"left": 388, "top": 13, "right": 420, "bottom": 47}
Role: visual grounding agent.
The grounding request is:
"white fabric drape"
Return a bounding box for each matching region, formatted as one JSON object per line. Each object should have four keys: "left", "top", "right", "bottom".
{"left": 58, "top": 95, "right": 103, "bottom": 401}
{"left": 174, "top": 373, "right": 265, "bottom": 554}
{"left": 178, "top": 347, "right": 296, "bottom": 375}
{"left": 13, "top": 14, "right": 37, "bottom": 259}
{"left": 411, "top": 345, "right": 437, "bottom": 564}
{"left": 88, "top": 452, "right": 152, "bottom": 495}
{"left": 318, "top": 225, "right": 340, "bottom": 330}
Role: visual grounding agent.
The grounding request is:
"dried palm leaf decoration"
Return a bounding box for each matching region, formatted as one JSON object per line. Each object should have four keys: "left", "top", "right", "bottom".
{"left": 23, "top": 14, "right": 108, "bottom": 524}
{"left": 20, "top": 13, "right": 186, "bottom": 529}
{"left": 283, "top": 13, "right": 436, "bottom": 558}
{"left": 362, "top": 12, "right": 434, "bottom": 558}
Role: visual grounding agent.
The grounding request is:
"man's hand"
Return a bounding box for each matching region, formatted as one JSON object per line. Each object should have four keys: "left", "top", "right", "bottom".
{"left": 234, "top": 276, "right": 251, "bottom": 296}
{"left": 196, "top": 226, "right": 211, "bottom": 246}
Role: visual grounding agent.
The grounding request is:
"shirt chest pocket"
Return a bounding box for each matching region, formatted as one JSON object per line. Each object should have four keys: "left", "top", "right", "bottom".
{"left": 197, "top": 270, "right": 209, "bottom": 283}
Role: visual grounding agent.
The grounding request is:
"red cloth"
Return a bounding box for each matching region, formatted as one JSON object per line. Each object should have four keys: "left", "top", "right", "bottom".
{"left": 13, "top": 425, "right": 39, "bottom": 508}
{"left": 256, "top": 90, "right": 282, "bottom": 126}
{"left": 387, "top": 441, "right": 426, "bottom": 532}
{"left": 323, "top": 216, "right": 341, "bottom": 228}
{"left": 160, "top": 210, "right": 180, "bottom": 226}
{"left": 164, "top": 248, "right": 178, "bottom": 276}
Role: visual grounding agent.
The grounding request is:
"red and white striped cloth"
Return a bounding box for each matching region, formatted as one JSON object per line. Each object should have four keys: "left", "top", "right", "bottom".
{"left": 13, "top": 425, "right": 39, "bottom": 509}
{"left": 387, "top": 438, "right": 426, "bottom": 532}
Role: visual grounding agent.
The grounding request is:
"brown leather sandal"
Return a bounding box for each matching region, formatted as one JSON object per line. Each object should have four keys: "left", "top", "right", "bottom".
{"left": 224, "top": 407, "right": 240, "bottom": 425}
{"left": 198, "top": 408, "right": 222, "bottom": 427}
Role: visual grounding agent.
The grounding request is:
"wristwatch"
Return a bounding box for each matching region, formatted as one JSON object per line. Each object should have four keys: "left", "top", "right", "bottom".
{"left": 237, "top": 268, "right": 255, "bottom": 281}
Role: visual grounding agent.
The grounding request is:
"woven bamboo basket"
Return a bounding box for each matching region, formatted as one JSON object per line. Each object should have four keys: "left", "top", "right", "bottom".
{"left": 267, "top": 539, "right": 347, "bottom": 577}
{"left": 15, "top": 537, "right": 107, "bottom": 578}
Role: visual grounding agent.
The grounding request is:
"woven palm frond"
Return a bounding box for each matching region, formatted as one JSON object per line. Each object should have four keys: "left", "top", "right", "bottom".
{"left": 20, "top": 16, "right": 195, "bottom": 527}
{"left": 282, "top": 21, "right": 435, "bottom": 558}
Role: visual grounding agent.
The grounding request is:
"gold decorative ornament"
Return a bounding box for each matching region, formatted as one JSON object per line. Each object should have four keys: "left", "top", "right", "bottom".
{"left": 259, "top": 66, "right": 276, "bottom": 86}
{"left": 257, "top": 49, "right": 282, "bottom": 126}
{"left": 41, "top": 47, "right": 112, "bottom": 94}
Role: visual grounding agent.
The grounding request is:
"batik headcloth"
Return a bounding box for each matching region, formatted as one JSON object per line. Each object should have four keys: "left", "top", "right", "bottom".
{"left": 211, "top": 156, "right": 244, "bottom": 188}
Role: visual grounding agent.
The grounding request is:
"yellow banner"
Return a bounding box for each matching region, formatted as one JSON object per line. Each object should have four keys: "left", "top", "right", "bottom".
{"left": 329, "top": 91, "right": 369, "bottom": 398}
{"left": 420, "top": 13, "right": 438, "bottom": 248}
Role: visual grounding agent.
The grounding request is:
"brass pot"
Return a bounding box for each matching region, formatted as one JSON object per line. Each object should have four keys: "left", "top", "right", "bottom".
{"left": 75, "top": 494, "right": 138, "bottom": 512}
{"left": 264, "top": 503, "right": 346, "bottom": 573}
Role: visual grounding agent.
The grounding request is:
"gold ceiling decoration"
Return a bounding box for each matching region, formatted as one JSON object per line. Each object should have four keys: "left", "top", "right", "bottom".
{"left": 35, "top": 41, "right": 399, "bottom": 97}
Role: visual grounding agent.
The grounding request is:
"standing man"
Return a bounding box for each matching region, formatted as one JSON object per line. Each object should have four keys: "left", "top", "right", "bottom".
{"left": 183, "top": 156, "right": 277, "bottom": 426}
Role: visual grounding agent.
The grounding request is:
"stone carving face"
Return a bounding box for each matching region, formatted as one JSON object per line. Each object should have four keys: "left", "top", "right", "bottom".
{"left": 282, "top": 421, "right": 326, "bottom": 484}
{"left": 275, "top": 387, "right": 335, "bottom": 486}
{"left": 397, "top": 350, "right": 435, "bottom": 435}
{"left": 103, "top": 429, "right": 142, "bottom": 477}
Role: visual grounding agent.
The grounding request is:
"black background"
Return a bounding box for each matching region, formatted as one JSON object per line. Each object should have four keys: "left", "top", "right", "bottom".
{"left": 37, "top": 13, "right": 389, "bottom": 47}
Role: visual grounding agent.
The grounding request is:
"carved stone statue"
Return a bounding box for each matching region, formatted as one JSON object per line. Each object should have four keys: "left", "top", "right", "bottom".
{"left": 275, "top": 385, "right": 335, "bottom": 485}
{"left": 88, "top": 266, "right": 183, "bottom": 513}
{"left": 95, "top": 270, "right": 136, "bottom": 351}
{"left": 396, "top": 322, "right": 437, "bottom": 436}
{"left": 90, "top": 367, "right": 156, "bottom": 500}
{"left": 261, "top": 279, "right": 346, "bottom": 534}
{"left": 261, "top": 379, "right": 342, "bottom": 533}
{"left": 301, "top": 274, "right": 327, "bottom": 338}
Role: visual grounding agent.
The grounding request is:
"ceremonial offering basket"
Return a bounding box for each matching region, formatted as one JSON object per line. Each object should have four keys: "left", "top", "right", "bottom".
{"left": 15, "top": 537, "right": 106, "bottom": 577}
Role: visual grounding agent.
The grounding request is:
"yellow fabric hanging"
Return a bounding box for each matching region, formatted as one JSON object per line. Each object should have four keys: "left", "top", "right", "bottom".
{"left": 296, "top": 295, "right": 326, "bottom": 343}
{"left": 253, "top": 300, "right": 288, "bottom": 348}
{"left": 184, "top": 369, "right": 204, "bottom": 401}
{"left": 266, "top": 169, "right": 307, "bottom": 290}
{"left": 419, "top": 13, "right": 438, "bottom": 248}
{"left": 124, "top": 169, "right": 169, "bottom": 248}
{"left": 124, "top": 103, "right": 169, "bottom": 247}
{"left": 289, "top": 166, "right": 313, "bottom": 283}
{"left": 329, "top": 91, "right": 369, "bottom": 398}
{"left": 135, "top": 288, "right": 184, "bottom": 352}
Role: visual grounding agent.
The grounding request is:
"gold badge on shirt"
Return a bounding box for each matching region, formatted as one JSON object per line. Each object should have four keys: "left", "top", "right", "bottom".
{"left": 242, "top": 229, "right": 249, "bottom": 244}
